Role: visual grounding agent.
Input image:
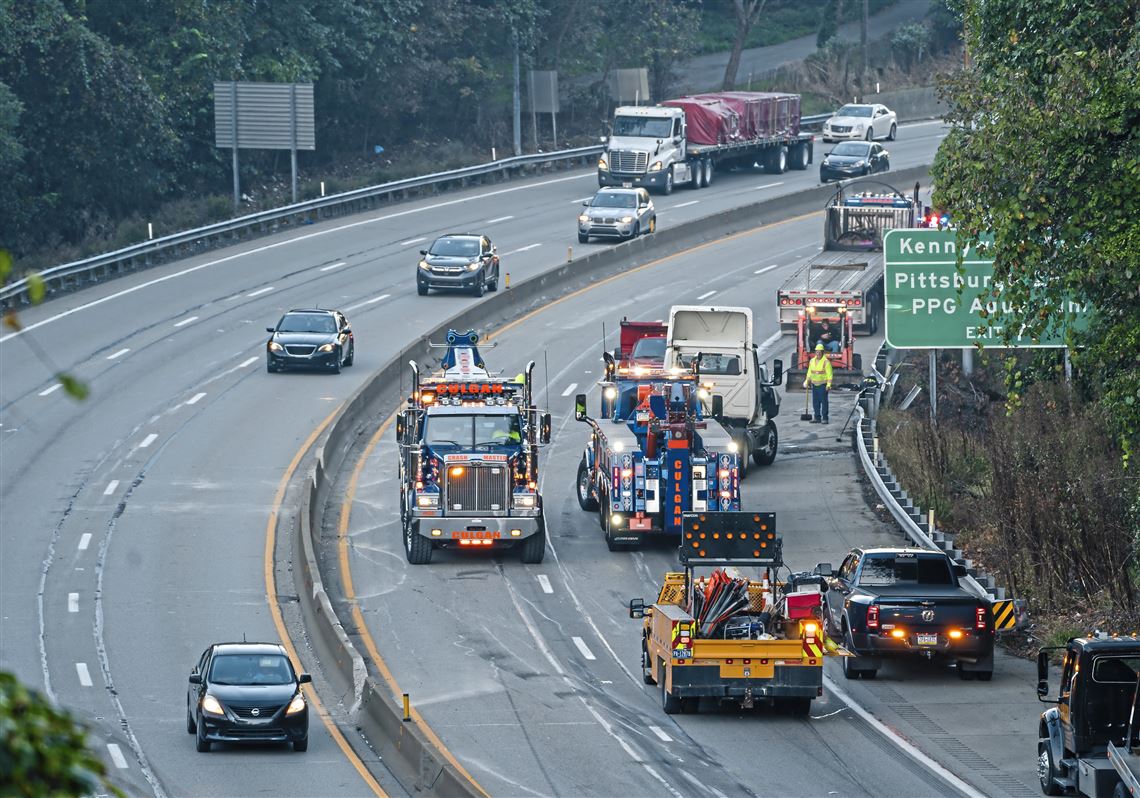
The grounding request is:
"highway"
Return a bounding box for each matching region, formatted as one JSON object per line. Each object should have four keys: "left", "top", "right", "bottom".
{"left": 0, "top": 118, "right": 1043, "bottom": 796}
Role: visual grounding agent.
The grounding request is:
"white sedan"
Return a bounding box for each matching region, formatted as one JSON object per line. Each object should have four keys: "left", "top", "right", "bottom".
{"left": 822, "top": 103, "right": 897, "bottom": 143}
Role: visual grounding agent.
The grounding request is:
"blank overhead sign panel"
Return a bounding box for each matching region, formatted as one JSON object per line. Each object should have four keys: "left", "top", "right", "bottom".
{"left": 214, "top": 82, "right": 315, "bottom": 150}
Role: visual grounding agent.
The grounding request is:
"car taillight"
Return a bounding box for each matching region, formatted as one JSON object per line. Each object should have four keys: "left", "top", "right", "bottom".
{"left": 976, "top": 606, "right": 987, "bottom": 630}
{"left": 867, "top": 605, "right": 879, "bottom": 630}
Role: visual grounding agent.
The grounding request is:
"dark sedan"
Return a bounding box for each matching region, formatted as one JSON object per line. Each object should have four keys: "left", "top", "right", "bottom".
{"left": 266, "top": 309, "right": 354, "bottom": 373}
{"left": 417, "top": 233, "right": 500, "bottom": 297}
{"left": 819, "top": 141, "right": 890, "bottom": 183}
{"left": 187, "top": 642, "right": 310, "bottom": 752}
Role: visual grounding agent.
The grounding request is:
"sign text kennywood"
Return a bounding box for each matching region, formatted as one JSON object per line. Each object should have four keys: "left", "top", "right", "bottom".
{"left": 883, "top": 229, "right": 1091, "bottom": 349}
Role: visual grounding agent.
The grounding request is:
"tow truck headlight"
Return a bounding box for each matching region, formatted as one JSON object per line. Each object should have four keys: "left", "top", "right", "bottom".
{"left": 201, "top": 694, "right": 225, "bottom": 716}
{"left": 286, "top": 693, "right": 306, "bottom": 715}
{"left": 268, "top": 341, "right": 284, "bottom": 353}
{"left": 697, "top": 388, "right": 709, "bottom": 400}
{"left": 512, "top": 493, "right": 536, "bottom": 508}
{"left": 604, "top": 387, "right": 617, "bottom": 400}
{"left": 598, "top": 155, "right": 608, "bottom": 171}
{"left": 727, "top": 441, "right": 739, "bottom": 453}
{"left": 416, "top": 494, "right": 438, "bottom": 508}
{"left": 611, "top": 513, "right": 623, "bottom": 527}
{"left": 648, "top": 161, "right": 663, "bottom": 172}
{"left": 418, "top": 260, "right": 431, "bottom": 270}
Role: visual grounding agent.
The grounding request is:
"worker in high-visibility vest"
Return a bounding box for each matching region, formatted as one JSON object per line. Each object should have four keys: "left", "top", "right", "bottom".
{"left": 802, "top": 343, "right": 833, "bottom": 424}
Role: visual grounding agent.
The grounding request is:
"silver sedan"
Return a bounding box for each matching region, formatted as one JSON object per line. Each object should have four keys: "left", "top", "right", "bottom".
{"left": 578, "top": 188, "right": 656, "bottom": 243}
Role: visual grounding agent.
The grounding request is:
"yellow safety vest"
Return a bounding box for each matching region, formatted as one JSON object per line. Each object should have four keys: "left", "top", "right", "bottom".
{"left": 806, "top": 355, "right": 833, "bottom": 387}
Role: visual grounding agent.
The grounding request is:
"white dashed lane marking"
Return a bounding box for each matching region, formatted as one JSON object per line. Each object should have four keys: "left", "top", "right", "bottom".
{"left": 78, "top": 533, "right": 92, "bottom": 551}
{"left": 319, "top": 261, "right": 346, "bottom": 272}
{"left": 107, "top": 348, "right": 130, "bottom": 360}
{"left": 173, "top": 315, "right": 198, "bottom": 327}
{"left": 103, "top": 480, "right": 119, "bottom": 496}
{"left": 246, "top": 286, "right": 274, "bottom": 298}
{"left": 139, "top": 433, "right": 157, "bottom": 449}
{"left": 672, "top": 200, "right": 699, "bottom": 209}
{"left": 399, "top": 237, "right": 426, "bottom": 246}
{"left": 649, "top": 726, "right": 673, "bottom": 742}
{"left": 239, "top": 356, "right": 258, "bottom": 368}
{"left": 697, "top": 290, "right": 717, "bottom": 300}
{"left": 572, "top": 636, "right": 596, "bottom": 661}
{"left": 537, "top": 575, "right": 553, "bottom": 594}
{"left": 754, "top": 265, "right": 779, "bottom": 275}
{"left": 344, "top": 294, "right": 391, "bottom": 312}
{"left": 106, "top": 743, "right": 129, "bottom": 769}
{"left": 186, "top": 392, "right": 206, "bottom": 405}
{"left": 39, "top": 383, "right": 62, "bottom": 397}
{"left": 561, "top": 383, "right": 578, "bottom": 397}
{"left": 76, "top": 662, "right": 93, "bottom": 687}
{"left": 68, "top": 593, "right": 79, "bottom": 613}
{"left": 485, "top": 215, "right": 515, "bottom": 224}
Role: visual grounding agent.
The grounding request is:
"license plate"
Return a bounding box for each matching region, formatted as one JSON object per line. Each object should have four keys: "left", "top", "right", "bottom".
{"left": 672, "top": 648, "right": 692, "bottom": 659}
{"left": 917, "top": 633, "right": 938, "bottom": 646}
{"left": 622, "top": 181, "right": 633, "bottom": 188}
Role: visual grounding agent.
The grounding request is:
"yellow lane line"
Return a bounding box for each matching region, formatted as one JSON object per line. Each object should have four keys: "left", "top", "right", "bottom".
{"left": 335, "top": 209, "right": 819, "bottom": 796}
{"left": 266, "top": 405, "right": 388, "bottom": 798}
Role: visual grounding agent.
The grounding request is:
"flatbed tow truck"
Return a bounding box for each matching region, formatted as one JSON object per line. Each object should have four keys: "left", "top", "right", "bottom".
{"left": 629, "top": 511, "right": 846, "bottom": 715}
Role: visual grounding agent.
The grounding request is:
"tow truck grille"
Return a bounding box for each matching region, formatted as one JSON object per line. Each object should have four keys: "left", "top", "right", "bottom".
{"left": 610, "top": 151, "right": 648, "bottom": 173}
{"left": 444, "top": 464, "right": 509, "bottom": 515}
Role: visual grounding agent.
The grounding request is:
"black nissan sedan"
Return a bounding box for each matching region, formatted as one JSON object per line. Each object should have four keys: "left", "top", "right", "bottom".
{"left": 266, "top": 308, "right": 354, "bottom": 373}
{"left": 819, "top": 141, "right": 890, "bottom": 183}
{"left": 187, "top": 642, "right": 310, "bottom": 752}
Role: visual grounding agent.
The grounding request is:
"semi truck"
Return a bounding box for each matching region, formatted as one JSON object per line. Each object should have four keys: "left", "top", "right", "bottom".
{"left": 778, "top": 181, "right": 921, "bottom": 338}
{"left": 1037, "top": 633, "right": 1140, "bottom": 797}
{"left": 573, "top": 363, "right": 742, "bottom": 551}
{"left": 598, "top": 92, "right": 814, "bottom": 194}
{"left": 629, "top": 511, "right": 846, "bottom": 715}
{"left": 663, "top": 305, "right": 783, "bottom": 476}
{"left": 395, "top": 330, "right": 551, "bottom": 564}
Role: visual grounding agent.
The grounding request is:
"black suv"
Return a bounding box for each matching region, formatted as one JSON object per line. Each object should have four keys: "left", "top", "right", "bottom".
{"left": 417, "top": 233, "right": 500, "bottom": 297}
{"left": 187, "top": 642, "right": 310, "bottom": 752}
{"left": 266, "top": 309, "right": 354, "bottom": 373}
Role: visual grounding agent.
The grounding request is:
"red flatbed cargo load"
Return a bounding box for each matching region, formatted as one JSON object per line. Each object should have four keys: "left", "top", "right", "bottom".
{"left": 662, "top": 97, "right": 739, "bottom": 145}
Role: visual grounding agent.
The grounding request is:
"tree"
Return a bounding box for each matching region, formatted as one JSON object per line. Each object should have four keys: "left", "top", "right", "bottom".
{"left": 932, "top": 0, "right": 1140, "bottom": 461}
{"left": 0, "top": 671, "right": 121, "bottom": 796}
{"left": 722, "top": 0, "right": 767, "bottom": 90}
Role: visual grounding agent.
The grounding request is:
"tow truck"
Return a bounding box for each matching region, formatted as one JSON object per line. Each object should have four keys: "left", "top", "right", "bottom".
{"left": 573, "top": 358, "right": 742, "bottom": 551}
{"left": 395, "top": 330, "right": 551, "bottom": 564}
{"left": 1037, "top": 633, "right": 1140, "bottom": 797}
{"left": 629, "top": 511, "right": 845, "bottom": 715}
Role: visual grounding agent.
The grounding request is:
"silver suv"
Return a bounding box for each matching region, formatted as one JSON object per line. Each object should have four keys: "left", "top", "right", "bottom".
{"left": 578, "top": 188, "right": 656, "bottom": 243}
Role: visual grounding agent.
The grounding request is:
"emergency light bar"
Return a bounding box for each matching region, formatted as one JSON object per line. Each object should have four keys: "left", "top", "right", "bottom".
{"left": 843, "top": 193, "right": 912, "bottom": 208}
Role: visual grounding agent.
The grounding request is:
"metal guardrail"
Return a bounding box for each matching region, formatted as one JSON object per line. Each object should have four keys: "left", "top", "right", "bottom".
{"left": 0, "top": 109, "right": 839, "bottom": 309}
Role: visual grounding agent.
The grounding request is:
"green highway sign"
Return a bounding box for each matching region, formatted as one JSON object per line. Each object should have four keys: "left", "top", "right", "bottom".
{"left": 883, "top": 229, "right": 1091, "bottom": 349}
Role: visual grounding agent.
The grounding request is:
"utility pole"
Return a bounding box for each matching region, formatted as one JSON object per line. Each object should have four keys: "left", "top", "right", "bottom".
{"left": 860, "top": 0, "right": 868, "bottom": 100}
{"left": 512, "top": 29, "right": 522, "bottom": 156}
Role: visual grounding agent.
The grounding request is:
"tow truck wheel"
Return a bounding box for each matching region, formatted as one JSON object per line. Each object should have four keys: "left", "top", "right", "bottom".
{"left": 737, "top": 438, "right": 749, "bottom": 479}
{"left": 404, "top": 522, "right": 433, "bottom": 565}
{"left": 662, "top": 682, "right": 681, "bottom": 715}
{"left": 519, "top": 526, "right": 546, "bottom": 564}
{"left": 1038, "top": 741, "right": 1063, "bottom": 795}
{"left": 641, "top": 639, "right": 656, "bottom": 685}
{"left": 577, "top": 458, "right": 599, "bottom": 511}
{"left": 752, "top": 422, "right": 778, "bottom": 467}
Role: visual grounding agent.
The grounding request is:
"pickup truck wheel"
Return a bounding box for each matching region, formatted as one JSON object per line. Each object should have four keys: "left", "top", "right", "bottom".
{"left": 662, "top": 682, "right": 681, "bottom": 715}
{"left": 957, "top": 665, "right": 976, "bottom": 681}
{"left": 577, "top": 458, "right": 599, "bottom": 511}
{"left": 975, "top": 670, "right": 993, "bottom": 682}
{"left": 752, "top": 422, "right": 778, "bottom": 467}
{"left": 642, "top": 639, "right": 656, "bottom": 685}
{"left": 519, "top": 526, "right": 545, "bottom": 564}
{"left": 404, "top": 521, "right": 433, "bottom": 565}
{"left": 1038, "top": 741, "right": 1063, "bottom": 795}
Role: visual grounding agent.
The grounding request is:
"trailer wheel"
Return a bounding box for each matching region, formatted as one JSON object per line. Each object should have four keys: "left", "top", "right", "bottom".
{"left": 577, "top": 458, "right": 599, "bottom": 511}
{"left": 766, "top": 147, "right": 788, "bottom": 175}
{"left": 703, "top": 159, "right": 714, "bottom": 187}
{"left": 790, "top": 143, "right": 810, "bottom": 171}
{"left": 519, "top": 525, "right": 546, "bottom": 564}
{"left": 752, "top": 422, "right": 778, "bottom": 467}
{"left": 1038, "top": 741, "right": 1063, "bottom": 795}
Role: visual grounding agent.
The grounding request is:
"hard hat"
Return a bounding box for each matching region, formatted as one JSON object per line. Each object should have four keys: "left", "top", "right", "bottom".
{"left": 513, "top": 373, "right": 525, "bottom": 383}
{"left": 815, "top": 343, "right": 825, "bottom": 351}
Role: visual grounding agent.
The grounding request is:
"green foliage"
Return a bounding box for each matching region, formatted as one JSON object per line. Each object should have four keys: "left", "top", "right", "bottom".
{"left": 0, "top": 671, "right": 122, "bottom": 797}
{"left": 932, "top": 0, "right": 1140, "bottom": 460}
{"left": 890, "top": 22, "right": 931, "bottom": 70}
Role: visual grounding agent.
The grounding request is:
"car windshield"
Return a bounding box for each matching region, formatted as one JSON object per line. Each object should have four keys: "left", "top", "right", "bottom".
{"left": 429, "top": 237, "right": 480, "bottom": 257}
{"left": 424, "top": 413, "right": 521, "bottom": 448}
{"left": 278, "top": 314, "right": 336, "bottom": 334}
{"left": 592, "top": 192, "right": 637, "bottom": 209}
{"left": 857, "top": 554, "right": 955, "bottom": 586}
{"left": 631, "top": 337, "right": 665, "bottom": 360}
{"left": 612, "top": 115, "right": 673, "bottom": 138}
{"left": 837, "top": 105, "right": 873, "bottom": 118}
{"left": 831, "top": 142, "right": 871, "bottom": 157}
{"left": 210, "top": 654, "right": 294, "bottom": 686}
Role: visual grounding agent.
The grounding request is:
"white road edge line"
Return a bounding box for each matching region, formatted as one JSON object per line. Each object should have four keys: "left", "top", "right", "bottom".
{"left": 696, "top": 290, "right": 717, "bottom": 300}
{"left": 571, "top": 636, "right": 596, "bottom": 661}
{"left": 76, "top": 662, "right": 92, "bottom": 687}
{"left": 536, "top": 574, "right": 554, "bottom": 594}
{"left": 78, "top": 533, "right": 92, "bottom": 551}
{"left": 106, "top": 743, "right": 129, "bottom": 769}
{"left": 319, "top": 261, "right": 346, "bottom": 272}
{"left": 649, "top": 725, "right": 672, "bottom": 742}
{"left": 173, "top": 315, "right": 198, "bottom": 327}
{"left": 560, "top": 383, "right": 578, "bottom": 397}
{"left": 246, "top": 286, "right": 274, "bottom": 297}
{"left": 68, "top": 593, "right": 78, "bottom": 613}
{"left": 103, "top": 480, "right": 119, "bottom": 496}
{"left": 107, "top": 348, "right": 130, "bottom": 360}
{"left": 139, "top": 433, "right": 158, "bottom": 449}
{"left": 38, "top": 383, "right": 62, "bottom": 397}
{"left": 186, "top": 392, "right": 206, "bottom": 405}
{"left": 824, "top": 675, "right": 987, "bottom": 798}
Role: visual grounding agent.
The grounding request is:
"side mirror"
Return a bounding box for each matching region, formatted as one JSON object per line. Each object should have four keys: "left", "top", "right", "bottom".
{"left": 629, "top": 598, "right": 646, "bottom": 619}
{"left": 711, "top": 395, "right": 724, "bottom": 420}
{"left": 1036, "top": 651, "right": 1049, "bottom": 698}
{"left": 395, "top": 413, "right": 406, "bottom": 442}
{"left": 574, "top": 393, "right": 588, "bottom": 422}
{"left": 419, "top": 249, "right": 428, "bottom": 256}
{"left": 582, "top": 201, "right": 589, "bottom": 207}
{"left": 540, "top": 412, "right": 552, "bottom": 444}
{"left": 952, "top": 563, "right": 968, "bottom": 579}
{"left": 771, "top": 358, "right": 783, "bottom": 386}
{"left": 298, "top": 673, "right": 312, "bottom": 684}
{"left": 814, "top": 562, "right": 833, "bottom": 577}
{"left": 266, "top": 327, "right": 275, "bottom": 333}
{"left": 188, "top": 674, "right": 202, "bottom": 685}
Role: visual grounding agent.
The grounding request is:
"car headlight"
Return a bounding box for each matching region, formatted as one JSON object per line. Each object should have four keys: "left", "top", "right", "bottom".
{"left": 466, "top": 261, "right": 481, "bottom": 271}
{"left": 597, "top": 156, "right": 608, "bottom": 171}
{"left": 268, "top": 341, "right": 284, "bottom": 352}
{"left": 201, "top": 694, "right": 225, "bottom": 716}
{"left": 317, "top": 343, "right": 335, "bottom": 353}
{"left": 578, "top": 214, "right": 590, "bottom": 223}
{"left": 416, "top": 494, "right": 438, "bottom": 508}
{"left": 513, "top": 493, "right": 536, "bottom": 508}
{"left": 418, "top": 260, "right": 431, "bottom": 270}
{"left": 853, "top": 160, "right": 866, "bottom": 167}
{"left": 285, "top": 693, "right": 306, "bottom": 715}
{"left": 821, "top": 159, "right": 829, "bottom": 166}
{"left": 854, "top": 123, "right": 864, "bottom": 131}
{"left": 648, "top": 161, "right": 663, "bottom": 172}
{"left": 620, "top": 216, "right": 633, "bottom": 223}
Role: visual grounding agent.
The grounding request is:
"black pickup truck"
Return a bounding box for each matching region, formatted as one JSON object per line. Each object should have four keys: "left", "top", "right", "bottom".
{"left": 818, "top": 547, "right": 995, "bottom": 681}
